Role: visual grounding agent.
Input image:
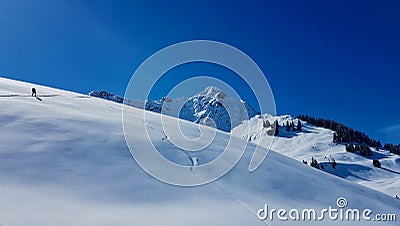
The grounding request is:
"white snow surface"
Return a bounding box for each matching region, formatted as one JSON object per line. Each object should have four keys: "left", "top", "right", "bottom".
{"left": 0, "top": 77, "right": 399, "bottom": 225}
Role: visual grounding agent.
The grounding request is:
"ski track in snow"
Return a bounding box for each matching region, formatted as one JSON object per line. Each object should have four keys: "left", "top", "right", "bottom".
{"left": 163, "top": 134, "right": 270, "bottom": 225}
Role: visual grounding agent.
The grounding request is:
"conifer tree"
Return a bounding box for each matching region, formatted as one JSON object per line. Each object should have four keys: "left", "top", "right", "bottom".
{"left": 274, "top": 120, "right": 279, "bottom": 136}
{"left": 286, "top": 122, "right": 291, "bottom": 132}
{"left": 297, "top": 120, "right": 302, "bottom": 131}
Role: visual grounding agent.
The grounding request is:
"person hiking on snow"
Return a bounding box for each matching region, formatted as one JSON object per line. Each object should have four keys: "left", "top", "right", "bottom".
{"left": 32, "top": 87, "right": 37, "bottom": 97}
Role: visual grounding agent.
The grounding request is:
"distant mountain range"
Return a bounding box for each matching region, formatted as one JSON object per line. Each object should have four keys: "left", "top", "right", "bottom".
{"left": 90, "top": 86, "right": 259, "bottom": 132}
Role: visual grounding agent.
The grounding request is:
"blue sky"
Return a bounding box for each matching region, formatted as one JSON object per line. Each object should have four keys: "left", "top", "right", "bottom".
{"left": 0, "top": 0, "right": 399, "bottom": 144}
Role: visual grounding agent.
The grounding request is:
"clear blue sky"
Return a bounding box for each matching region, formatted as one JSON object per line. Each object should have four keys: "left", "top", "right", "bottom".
{"left": 0, "top": 0, "right": 399, "bottom": 144}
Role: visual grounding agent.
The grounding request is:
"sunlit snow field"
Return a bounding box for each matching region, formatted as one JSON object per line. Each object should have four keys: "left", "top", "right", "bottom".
{"left": 0, "top": 77, "right": 398, "bottom": 225}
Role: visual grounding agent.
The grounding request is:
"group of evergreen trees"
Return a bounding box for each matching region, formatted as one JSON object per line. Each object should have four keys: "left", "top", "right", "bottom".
{"left": 345, "top": 143, "right": 373, "bottom": 157}
{"left": 266, "top": 119, "right": 280, "bottom": 136}
{"left": 307, "top": 156, "right": 337, "bottom": 170}
{"left": 297, "top": 114, "right": 400, "bottom": 157}
{"left": 283, "top": 120, "right": 302, "bottom": 132}
{"left": 297, "top": 114, "right": 381, "bottom": 148}
{"left": 267, "top": 119, "right": 302, "bottom": 136}
{"left": 310, "top": 157, "right": 319, "bottom": 169}
{"left": 373, "top": 159, "right": 381, "bottom": 168}
{"left": 384, "top": 143, "right": 400, "bottom": 155}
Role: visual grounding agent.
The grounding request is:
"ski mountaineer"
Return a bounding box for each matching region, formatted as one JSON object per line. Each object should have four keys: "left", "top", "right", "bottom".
{"left": 32, "top": 87, "right": 37, "bottom": 97}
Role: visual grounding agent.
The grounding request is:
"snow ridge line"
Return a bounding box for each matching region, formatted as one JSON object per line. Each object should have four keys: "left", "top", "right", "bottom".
{"left": 0, "top": 94, "right": 90, "bottom": 98}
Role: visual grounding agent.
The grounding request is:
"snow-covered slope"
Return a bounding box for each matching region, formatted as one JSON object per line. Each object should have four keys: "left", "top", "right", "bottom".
{"left": 1, "top": 77, "right": 399, "bottom": 225}
{"left": 234, "top": 114, "right": 400, "bottom": 197}
{"left": 90, "top": 86, "right": 259, "bottom": 132}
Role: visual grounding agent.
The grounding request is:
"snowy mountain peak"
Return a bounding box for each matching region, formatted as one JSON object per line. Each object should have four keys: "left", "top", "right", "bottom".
{"left": 178, "top": 86, "right": 259, "bottom": 131}
{"left": 197, "top": 86, "right": 226, "bottom": 99}
{"left": 90, "top": 86, "right": 260, "bottom": 132}
{"left": 88, "top": 90, "right": 123, "bottom": 103}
